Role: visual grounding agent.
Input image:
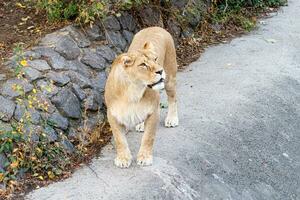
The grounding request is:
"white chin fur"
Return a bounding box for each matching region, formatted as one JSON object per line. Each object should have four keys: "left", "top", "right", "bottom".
{"left": 152, "top": 82, "right": 165, "bottom": 90}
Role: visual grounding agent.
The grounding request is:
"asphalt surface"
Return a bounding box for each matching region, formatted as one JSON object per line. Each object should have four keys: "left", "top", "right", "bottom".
{"left": 27, "top": 1, "right": 300, "bottom": 199}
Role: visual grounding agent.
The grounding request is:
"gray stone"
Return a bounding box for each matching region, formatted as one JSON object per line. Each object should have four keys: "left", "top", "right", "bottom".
{"left": 36, "top": 79, "right": 59, "bottom": 97}
{"left": 104, "top": 15, "right": 121, "bottom": 31}
{"left": 92, "top": 72, "right": 107, "bottom": 92}
{"left": 81, "top": 50, "right": 107, "bottom": 70}
{"left": 0, "top": 121, "right": 13, "bottom": 133}
{"left": 171, "top": 0, "right": 188, "bottom": 9}
{"left": 84, "top": 95, "right": 98, "bottom": 111}
{"left": 44, "top": 126, "right": 58, "bottom": 142}
{"left": 122, "top": 30, "right": 134, "bottom": 44}
{"left": 54, "top": 36, "right": 81, "bottom": 60}
{"left": 60, "top": 138, "right": 75, "bottom": 153}
{"left": 0, "top": 74, "right": 6, "bottom": 81}
{"left": 39, "top": 32, "right": 65, "bottom": 46}
{"left": 72, "top": 84, "right": 86, "bottom": 101}
{"left": 14, "top": 104, "right": 41, "bottom": 124}
{"left": 23, "top": 67, "right": 43, "bottom": 82}
{"left": 48, "top": 112, "right": 69, "bottom": 130}
{"left": 67, "top": 128, "right": 80, "bottom": 140}
{"left": 185, "top": 9, "right": 202, "bottom": 28}
{"left": 24, "top": 124, "right": 41, "bottom": 143}
{"left": 181, "top": 26, "right": 194, "bottom": 38}
{"left": 52, "top": 89, "right": 81, "bottom": 119}
{"left": 139, "top": 7, "right": 163, "bottom": 27}
{"left": 63, "top": 25, "right": 91, "bottom": 48}
{"left": 86, "top": 24, "right": 105, "bottom": 41}
{"left": 66, "top": 60, "right": 92, "bottom": 78}
{"left": 65, "top": 71, "right": 92, "bottom": 89}
{"left": 0, "top": 154, "right": 8, "bottom": 169}
{"left": 27, "top": 60, "right": 51, "bottom": 71}
{"left": 167, "top": 18, "right": 181, "bottom": 38}
{"left": 46, "top": 71, "right": 70, "bottom": 86}
{"left": 106, "top": 31, "right": 127, "bottom": 51}
{"left": 96, "top": 45, "right": 117, "bottom": 63}
{"left": 35, "top": 92, "right": 56, "bottom": 113}
{"left": 33, "top": 47, "right": 68, "bottom": 70}
{"left": 23, "top": 51, "right": 42, "bottom": 59}
{"left": 1, "top": 78, "right": 33, "bottom": 99}
{"left": 0, "top": 95, "right": 16, "bottom": 121}
{"left": 118, "top": 12, "right": 136, "bottom": 31}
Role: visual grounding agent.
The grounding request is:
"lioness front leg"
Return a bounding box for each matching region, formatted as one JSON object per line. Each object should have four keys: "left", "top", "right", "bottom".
{"left": 137, "top": 108, "right": 159, "bottom": 166}
{"left": 108, "top": 112, "right": 132, "bottom": 168}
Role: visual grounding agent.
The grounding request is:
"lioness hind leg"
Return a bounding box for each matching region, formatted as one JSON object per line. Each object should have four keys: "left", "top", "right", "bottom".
{"left": 165, "top": 75, "right": 179, "bottom": 127}
{"left": 164, "top": 39, "right": 179, "bottom": 128}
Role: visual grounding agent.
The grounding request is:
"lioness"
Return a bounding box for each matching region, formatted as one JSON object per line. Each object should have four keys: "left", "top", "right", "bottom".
{"left": 104, "top": 27, "right": 178, "bottom": 168}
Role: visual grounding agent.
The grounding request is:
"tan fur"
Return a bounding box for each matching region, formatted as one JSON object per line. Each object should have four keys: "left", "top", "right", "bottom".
{"left": 104, "top": 27, "right": 178, "bottom": 168}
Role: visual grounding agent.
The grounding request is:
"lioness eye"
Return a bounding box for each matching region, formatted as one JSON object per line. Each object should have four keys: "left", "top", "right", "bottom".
{"left": 154, "top": 57, "right": 158, "bottom": 61}
{"left": 139, "top": 63, "right": 148, "bottom": 69}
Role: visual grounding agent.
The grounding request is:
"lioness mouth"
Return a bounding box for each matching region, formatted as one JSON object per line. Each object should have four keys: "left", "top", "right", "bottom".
{"left": 148, "top": 78, "right": 164, "bottom": 89}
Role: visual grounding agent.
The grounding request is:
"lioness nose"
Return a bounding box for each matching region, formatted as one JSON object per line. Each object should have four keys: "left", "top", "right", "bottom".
{"left": 155, "top": 70, "right": 163, "bottom": 75}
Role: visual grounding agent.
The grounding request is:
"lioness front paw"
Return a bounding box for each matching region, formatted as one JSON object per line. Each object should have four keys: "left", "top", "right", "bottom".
{"left": 165, "top": 115, "right": 179, "bottom": 127}
{"left": 137, "top": 154, "right": 153, "bottom": 166}
{"left": 114, "top": 154, "right": 132, "bottom": 168}
{"left": 135, "top": 122, "right": 144, "bottom": 132}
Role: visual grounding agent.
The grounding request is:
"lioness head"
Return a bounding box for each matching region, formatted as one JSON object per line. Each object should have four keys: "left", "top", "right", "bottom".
{"left": 114, "top": 42, "right": 165, "bottom": 90}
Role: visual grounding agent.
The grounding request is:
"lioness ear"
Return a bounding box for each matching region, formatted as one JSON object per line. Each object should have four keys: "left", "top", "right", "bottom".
{"left": 143, "top": 42, "right": 154, "bottom": 50}
{"left": 120, "top": 54, "right": 134, "bottom": 68}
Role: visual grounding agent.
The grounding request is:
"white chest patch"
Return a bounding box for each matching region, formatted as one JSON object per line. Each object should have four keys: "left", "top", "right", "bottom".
{"left": 111, "top": 102, "right": 152, "bottom": 129}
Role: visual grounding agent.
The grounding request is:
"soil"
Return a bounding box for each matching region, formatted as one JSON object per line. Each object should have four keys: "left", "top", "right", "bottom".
{"left": 0, "top": 0, "right": 68, "bottom": 77}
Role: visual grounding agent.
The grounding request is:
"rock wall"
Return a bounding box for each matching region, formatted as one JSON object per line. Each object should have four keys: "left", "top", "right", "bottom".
{"left": 0, "top": 2, "right": 209, "bottom": 154}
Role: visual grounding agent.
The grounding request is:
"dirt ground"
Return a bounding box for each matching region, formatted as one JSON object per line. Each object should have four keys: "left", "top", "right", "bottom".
{"left": 0, "top": 0, "right": 68, "bottom": 76}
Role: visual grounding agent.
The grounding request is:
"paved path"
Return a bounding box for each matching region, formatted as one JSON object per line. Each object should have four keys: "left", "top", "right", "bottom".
{"left": 27, "top": 1, "right": 300, "bottom": 199}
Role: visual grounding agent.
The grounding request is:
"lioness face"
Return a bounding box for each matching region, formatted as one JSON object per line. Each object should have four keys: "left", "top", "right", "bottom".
{"left": 121, "top": 49, "right": 166, "bottom": 90}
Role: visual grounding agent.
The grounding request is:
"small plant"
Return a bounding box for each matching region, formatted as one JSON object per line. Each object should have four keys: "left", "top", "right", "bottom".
{"left": 0, "top": 44, "right": 72, "bottom": 194}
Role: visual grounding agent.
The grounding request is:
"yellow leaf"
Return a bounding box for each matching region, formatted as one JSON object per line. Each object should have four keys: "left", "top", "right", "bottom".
{"left": 48, "top": 171, "right": 55, "bottom": 179}
{"left": 20, "top": 60, "right": 28, "bottom": 67}
{"left": 38, "top": 176, "right": 44, "bottom": 180}
{"left": 16, "top": 2, "right": 26, "bottom": 8}
{"left": 10, "top": 161, "right": 19, "bottom": 168}
{"left": 0, "top": 173, "right": 4, "bottom": 182}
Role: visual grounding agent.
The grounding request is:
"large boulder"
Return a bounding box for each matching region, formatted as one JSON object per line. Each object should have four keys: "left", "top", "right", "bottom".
{"left": 63, "top": 25, "right": 91, "bottom": 48}
{"left": 118, "top": 12, "right": 137, "bottom": 32}
{"left": 27, "top": 60, "right": 51, "bottom": 71}
{"left": 14, "top": 104, "right": 41, "bottom": 124}
{"left": 96, "top": 45, "right": 117, "bottom": 63}
{"left": 81, "top": 50, "right": 107, "bottom": 70}
{"left": 106, "top": 31, "right": 127, "bottom": 51}
{"left": 104, "top": 15, "right": 121, "bottom": 31}
{"left": 0, "top": 96, "right": 15, "bottom": 122}
{"left": 54, "top": 35, "right": 81, "bottom": 60}
{"left": 46, "top": 71, "right": 70, "bottom": 86}
{"left": 33, "top": 47, "right": 69, "bottom": 70}
{"left": 23, "top": 67, "right": 43, "bottom": 82}
{"left": 48, "top": 112, "right": 69, "bottom": 130}
{"left": 1, "top": 79, "right": 33, "bottom": 99}
{"left": 139, "top": 7, "right": 163, "bottom": 27}
{"left": 51, "top": 89, "right": 81, "bottom": 119}
{"left": 86, "top": 23, "right": 105, "bottom": 41}
{"left": 65, "top": 71, "right": 92, "bottom": 89}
